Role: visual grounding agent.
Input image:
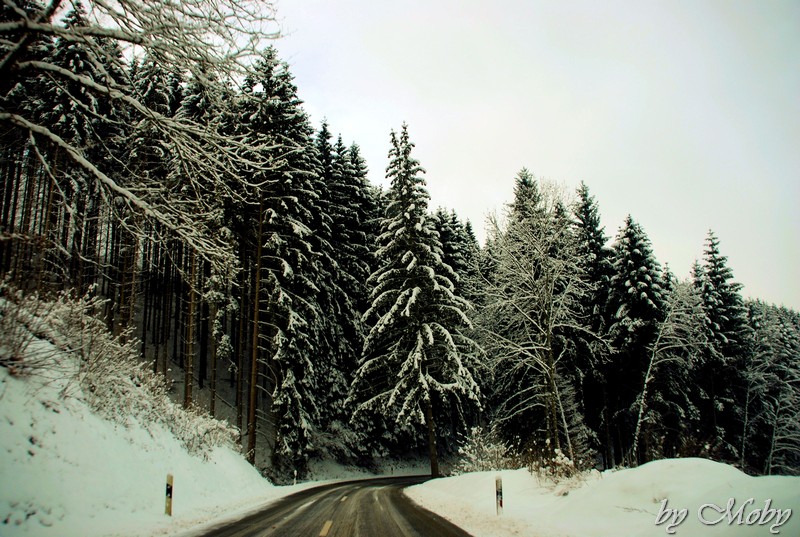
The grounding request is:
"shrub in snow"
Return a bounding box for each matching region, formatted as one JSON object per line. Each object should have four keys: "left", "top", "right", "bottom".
{"left": 0, "top": 281, "right": 56, "bottom": 375}
{"left": 454, "top": 426, "right": 517, "bottom": 474}
{"left": 0, "top": 284, "right": 238, "bottom": 459}
{"left": 524, "top": 440, "right": 582, "bottom": 482}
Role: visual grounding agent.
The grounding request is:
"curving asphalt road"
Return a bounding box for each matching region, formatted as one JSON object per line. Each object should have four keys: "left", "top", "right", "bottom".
{"left": 197, "top": 475, "right": 473, "bottom": 537}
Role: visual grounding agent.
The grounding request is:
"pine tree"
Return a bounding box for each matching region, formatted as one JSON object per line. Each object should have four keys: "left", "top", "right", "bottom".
{"left": 347, "top": 143, "right": 383, "bottom": 281}
{"left": 433, "top": 209, "right": 480, "bottom": 303}
{"left": 741, "top": 301, "right": 800, "bottom": 475}
{"left": 308, "top": 122, "right": 365, "bottom": 462}
{"left": 605, "top": 215, "right": 665, "bottom": 465}
{"left": 349, "top": 124, "right": 481, "bottom": 477}
{"left": 235, "top": 47, "right": 322, "bottom": 477}
{"left": 691, "top": 231, "right": 750, "bottom": 461}
{"left": 569, "top": 182, "right": 615, "bottom": 465}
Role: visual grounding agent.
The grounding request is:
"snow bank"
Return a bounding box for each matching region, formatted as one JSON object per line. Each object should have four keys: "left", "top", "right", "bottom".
{"left": 0, "top": 364, "right": 300, "bottom": 537}
{"left": 406, "top": 459, "right": 800, "bottom": 537}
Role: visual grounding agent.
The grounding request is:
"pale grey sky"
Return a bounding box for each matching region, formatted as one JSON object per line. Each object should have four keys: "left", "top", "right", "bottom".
{"left": 272, "top": 0, "right": 799, "bottom": 309}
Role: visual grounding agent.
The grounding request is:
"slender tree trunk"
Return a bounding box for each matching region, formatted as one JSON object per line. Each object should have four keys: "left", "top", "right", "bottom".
{"left": 172, "top": 243, "right": 184, "bottom": 367}
{"left": 198, "top": 261, "right": 210, "bottom": 389}
{"left": 209, "top": 302, "right": 218, "bottom": 417}
{"left": 236, "top": 267, "right": 247, "bottom": 436}
{"left": 632, "top": 350, "right": 657, "bottom": 466}
{"left": 740, "top": 384, "right": 752, "bottom": 469}
{"left": 603, "top": 387, "right": 614, "bottom": 469}
{"left": 36, "top": 154, "right": 58, "bottom": 294}
{"left": 80, "top": 183, "right": 99, "bottom": 295}
{"left": 247, "top": 199, "right": 264, "bottom": 465}
{"left": 184, "top": 250, "right": 198, "bottom": 408}
{"left": 161, "top": 241, "right": 173, "bottom": 379}
{"left": 554, "top": 377, "right": 575, "bottom": 462}
{"left": 765, "top": 400, "right": 781, "bottom": 476}
{"left": 545, "top": 327, "right": 562, "bottom": 456}
{"left": 425, "top": 398, "right": 440, "bottom": 478}
{"left": 140, "top": 231, "right": 151, "bottom": 359}
{"left": 1, "top": 149, "right": 23, "bottom": 275}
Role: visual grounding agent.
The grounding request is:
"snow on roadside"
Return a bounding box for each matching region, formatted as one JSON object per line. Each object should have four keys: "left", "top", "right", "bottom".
{"left": 0, "top": 363, "right": 306, "bottom": 537}
{"left": 405, "top": 459, "right": 800, "bottom": 537}
{"left": 0, "top": 355, "right": 429, "bottom": 537}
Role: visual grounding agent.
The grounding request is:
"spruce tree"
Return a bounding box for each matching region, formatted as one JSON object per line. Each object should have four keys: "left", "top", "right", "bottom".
{"left": 433, "top": 209, "right": 480, "bottom": 302}
{"left": 692, "top": 231, "right": 750, "bottom": 461}
{"left": 308, "top": 122, "right": 364, "bottom": 462}
{"left": 570, "top": 182, "right": 614, "bottom": 465}
{"left": 235, "top": 47, "right": 322, "bottom": 476}
{"left": 606, "top": 215, "right": 665, "bottom": 465}
{"left": 747, "top": 304, "right": 800, "bottom": 475}
{"left": 349, "top": 124, "right": 480, "bottom": 477}
{"left": 347, "top": 143, "right": 383, "bottom": 280}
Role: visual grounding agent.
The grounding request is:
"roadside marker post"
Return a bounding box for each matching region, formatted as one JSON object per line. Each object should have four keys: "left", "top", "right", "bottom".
{"left": 165, "top": 474, "right": 174, "bottom": 516}
{"left": 496, "top": 475, "right": 503, "bottom": 515}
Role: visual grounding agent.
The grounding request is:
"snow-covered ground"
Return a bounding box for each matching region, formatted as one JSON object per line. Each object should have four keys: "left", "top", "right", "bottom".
{"left": 406, "top": 460, "right": 800, "bottom": 537}
{"left": 0, "top": 360, "right": 425, "bottom": 537}
{"left": 1, "top": 363, "right": 301, "bottom": 537}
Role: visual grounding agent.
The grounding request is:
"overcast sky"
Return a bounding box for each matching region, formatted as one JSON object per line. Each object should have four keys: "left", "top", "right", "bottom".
{"left": 271, "top": 0, "right": 799, "bottom": 309}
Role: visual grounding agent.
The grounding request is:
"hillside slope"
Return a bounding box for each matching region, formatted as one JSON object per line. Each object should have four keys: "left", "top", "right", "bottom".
{"left": 0, "top": 291, "right": 292, "bottom": 537}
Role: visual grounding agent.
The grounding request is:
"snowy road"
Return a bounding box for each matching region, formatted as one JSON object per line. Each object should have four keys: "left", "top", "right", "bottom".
{"left": 196, "top": 475, "right": 473, "bottom": 537}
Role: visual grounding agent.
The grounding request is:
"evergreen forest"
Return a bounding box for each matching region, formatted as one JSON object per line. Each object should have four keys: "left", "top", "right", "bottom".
{"left": 1, "top": 0, "right": 798, "bottom": 481}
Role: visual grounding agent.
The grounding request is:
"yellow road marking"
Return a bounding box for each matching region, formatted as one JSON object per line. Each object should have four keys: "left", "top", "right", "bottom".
{"left": 319, "top": 520, "right": 333, "bottom": 536}
{"left": 340, "top": 496, "right": 348, "bottom": 502}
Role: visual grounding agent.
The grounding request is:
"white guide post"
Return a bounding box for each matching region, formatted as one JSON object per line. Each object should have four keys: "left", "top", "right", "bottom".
{"left": 165, "top": 474, "right": 174, "bottom": 516}
{"left": 495, "top": 475, "right": 503, "bottom": 515}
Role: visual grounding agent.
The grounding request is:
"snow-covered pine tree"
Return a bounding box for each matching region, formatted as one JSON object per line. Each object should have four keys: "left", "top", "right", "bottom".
{"left": 606, "top": 215, "right": 665, "bottom": 466}
{"left": 32, "top": 3, "right": 103, "bottom": 289}
{"left": 691, "top": 231, "right": 751, "bottom": 461}
{"left": 433, "top": 209, "right": 481, "bottom": 303}
{"left": 744, "top": 303, "right": 800, "bottom": 475}
{"left": 349, "top": 124, "right": 481, "bottom": 477}
{"left": 235, "top": 47, "right": 322, "bottom": 477}
{"left": 307, "top": 122, "right": 364, "bottom": 462}
{"left": 570, "top": 182, "right": 615, "bottom": 465}
{"left": 347, "top": 143, "right": 383, "bottom": 282}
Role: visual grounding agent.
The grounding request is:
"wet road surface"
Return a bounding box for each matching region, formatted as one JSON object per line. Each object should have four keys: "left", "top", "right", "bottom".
{"left": 197, "top": 475, "right": 473, "bottom": 537}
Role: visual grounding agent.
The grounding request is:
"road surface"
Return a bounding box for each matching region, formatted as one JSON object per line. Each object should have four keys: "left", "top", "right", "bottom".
{"left": 197, "top": 475, "right": 473, "bottom": 537}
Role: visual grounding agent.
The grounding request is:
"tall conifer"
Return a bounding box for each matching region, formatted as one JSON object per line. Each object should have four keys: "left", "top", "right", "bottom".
{"left": 349, "top": 125, "right": 480, "bottom": 477}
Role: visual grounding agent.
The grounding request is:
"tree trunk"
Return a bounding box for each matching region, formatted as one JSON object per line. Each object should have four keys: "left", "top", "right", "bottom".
{"left": 603, "top": 387, "right": 614, "bottom": 469}
{"left": 246, "top": 198, "right": 264, "bottom": 465}
{"left": 425, "top": 398, "right": 440, "bottom": 478}
{"left": 172, "top": 243, "right": 184, "bottom": 367}
{"left": 199, "top": 261, "right": 210, "bottom": 389}
{"left": 632, "top": 352, "right": 656, "bottom": 466}
{"left": 209, "top": 302, "right": 218, "bottom": 417}
{"left": 184, "top": 249, "right": 198, "bottom": 408}
{"left": 236, "top": 273, "right": 247, "bottom": 436}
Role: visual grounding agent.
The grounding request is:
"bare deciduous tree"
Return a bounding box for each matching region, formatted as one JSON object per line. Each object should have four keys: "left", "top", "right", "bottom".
{"left": 1, "top": 0, "right": 281, "bottom": 275}
{"left": 480, "top": 177, "right": 604, "bottom": 466}
{"left": 630, "top": 280, "right": 707, "bottom": 464}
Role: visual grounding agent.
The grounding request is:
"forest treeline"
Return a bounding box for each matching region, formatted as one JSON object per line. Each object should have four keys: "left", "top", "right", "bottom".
{"left": 1, "top": 1, "right": 798, "bottom": 480}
